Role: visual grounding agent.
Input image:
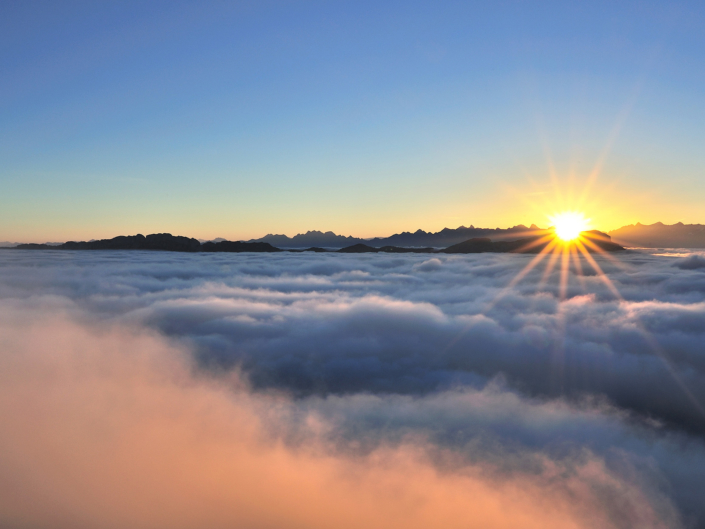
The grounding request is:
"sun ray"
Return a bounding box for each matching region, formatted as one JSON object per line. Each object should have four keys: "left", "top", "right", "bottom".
{"left": 570, "top": 245, "right": 587, "bottom": 292}
{"left": 579, "top": 235, "right": 631, "bottom": 270}
{"left": 572, "top": 239, "right": 705, "bottom": 417}
{"left": 513, "top": 233, "right": 555, "bottom": 253}
{"left": 539, "top": 244, "right": 563, "bottom": 288}
{"left": 574, "top": 240, "right": 622, "bottom": 299}
{"left": 501, "top": 239, "right": 559, "bottom": 293}
{"left": 559, "top": 243, "right": 571, "bottom": 300}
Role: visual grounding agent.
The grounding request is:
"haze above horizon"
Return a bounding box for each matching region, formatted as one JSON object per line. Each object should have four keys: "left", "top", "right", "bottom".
{"left": 2, "top": 1, "right": 705, "bottom": 242}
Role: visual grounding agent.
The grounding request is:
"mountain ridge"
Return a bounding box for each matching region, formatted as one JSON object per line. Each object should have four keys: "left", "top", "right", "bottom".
{"left": 248, "top": 222, "right": 705, "bottom": 249}
{"left": 8, "top": 231, "right": 624, "bottom": 254}
{"left": 249, "top": 224, "right": 545, "bottom": 248}
{"left": 608, "top": 222, "right": 705, "bottom": 248}
{"left": 6, "top": 221, "right": 703, "bottom": 250}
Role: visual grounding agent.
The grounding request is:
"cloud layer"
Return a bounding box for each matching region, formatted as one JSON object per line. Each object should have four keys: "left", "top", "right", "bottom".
{"left": 1, "top": 249, "right": 705, "bottom": 527}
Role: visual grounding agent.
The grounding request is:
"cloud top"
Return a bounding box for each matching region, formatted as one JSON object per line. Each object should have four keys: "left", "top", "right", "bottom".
{"left": 1, "top": 249, "right": 705, "bottom": 526}
{"left": 0, "top": 308, "right": 683, "bottom": 529}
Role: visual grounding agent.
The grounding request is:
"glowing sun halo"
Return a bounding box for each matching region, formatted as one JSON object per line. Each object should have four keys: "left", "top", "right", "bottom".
{"left": 550, "top": 212, "right": 589, "bottom": 242}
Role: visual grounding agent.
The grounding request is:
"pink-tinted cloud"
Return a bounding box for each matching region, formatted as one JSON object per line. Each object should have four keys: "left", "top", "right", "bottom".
{"left": 0, "top": 307, "right": 679, "bottom": 529}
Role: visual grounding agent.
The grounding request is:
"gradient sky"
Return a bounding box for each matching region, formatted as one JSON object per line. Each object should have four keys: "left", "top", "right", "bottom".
{"left": 2, "top": 0, "right": 704, "bottom": 242}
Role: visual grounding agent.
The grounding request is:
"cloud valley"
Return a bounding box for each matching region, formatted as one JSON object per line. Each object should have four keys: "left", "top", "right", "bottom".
{"left": 1, "top": 249, "right": 705, "bottom": 528}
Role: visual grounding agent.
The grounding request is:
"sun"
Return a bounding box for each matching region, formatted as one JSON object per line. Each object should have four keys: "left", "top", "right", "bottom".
{"left": 550, "top": 212, "right": 590, "bottom": 242}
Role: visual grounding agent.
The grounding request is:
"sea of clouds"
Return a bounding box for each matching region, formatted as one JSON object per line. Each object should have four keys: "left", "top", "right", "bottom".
{"left": 1, "top": 249, "right": 704, "bottom": 528}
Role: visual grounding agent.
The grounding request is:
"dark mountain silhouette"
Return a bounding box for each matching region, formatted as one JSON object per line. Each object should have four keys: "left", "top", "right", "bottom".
{"left": 17, "top": 233, "right": 201, "bottom": 252}
{"left": 441, "top": 238, "right": 499, "bottom": 253}
{"left": 255, "top": 222, "right": 702, "bottom": 250}
{"left": 201, "top": 240, "right": 281, "bottom": 252}
{"left": 9, "top": 229, "right": 625, "bottom": 254}
{"left": 332, "top": 231, "right": 623, "bottom": 254}
{"left": 251, "top": 230, "right": 364, "bottom": 248}
{"left": 250, "top": 225, "right": 545, "bottom": 248}
{"left": 441, "top": 231, "right": 623, "bottom": 254}
{"left": 367, "top": 224, "right": 544, "bottom": 248}
{"left": 337, "top": 244, "right": 378, "bottom": 253}
{"left": 580, "top": 230, "right": 625, "bottom": 252}
{"left": 0, "top": 241, "right": 62, "bottom": 247}
{"left": 609, "top": 222, "right": 705, "bottom": 248}
{"left": 15, "top": 234, "right": 279, "bottom": 253}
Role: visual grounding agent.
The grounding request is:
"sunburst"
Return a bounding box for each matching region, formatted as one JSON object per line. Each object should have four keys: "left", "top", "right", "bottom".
{"left": 491, "top": 208, "right": 622, "bottom": 303}
{"left": 550, "top": 211, "right": 589, "bottom": 242}
{"left": 461, "top": 199, "right": 705, "bottom": 417}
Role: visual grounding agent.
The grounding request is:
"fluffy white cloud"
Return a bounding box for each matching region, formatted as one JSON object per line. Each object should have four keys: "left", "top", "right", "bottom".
{"left": 1, "top": 248, "right": 705, "bottom": 525}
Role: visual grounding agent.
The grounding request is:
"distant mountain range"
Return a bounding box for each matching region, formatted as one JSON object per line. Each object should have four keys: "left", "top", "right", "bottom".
{"left": 13, "top": 234, "right": 281, "bottom": 253}
{"left": 608, "top": 222, "right": 705, "bottom": 248}
{"left": 7, "top": 230, "right": 625, "bottom": 254}
{"left": 250, "top": 225, "right": 544, "bottom": 249}
{"left": 249, "top": 231, "right": 363, "bottom": 248}
{"left": 4, "top": 222, "right": 704, "bottom": 252}
{"left": 337, "top": 231, "right": 623, "bottom": 254}
{"left": 0, "top": 241, "right": 60, "bottom": 247}
{"left": 251, "top": 222, "right": 705, "bottom": 249}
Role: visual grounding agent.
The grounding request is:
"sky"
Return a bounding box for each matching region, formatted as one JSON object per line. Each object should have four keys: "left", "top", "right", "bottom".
{"left": 2, "top": 0, "right": 705, "bottom": 242}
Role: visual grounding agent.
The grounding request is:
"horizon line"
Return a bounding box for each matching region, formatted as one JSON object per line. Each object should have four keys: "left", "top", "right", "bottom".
{"left": 1, "top": 220, "right": 699, "bottom": 246}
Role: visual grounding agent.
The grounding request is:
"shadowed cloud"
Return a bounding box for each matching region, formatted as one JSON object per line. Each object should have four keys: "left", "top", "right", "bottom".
{"left": 1, "top": 250, "right": 705, "bottom": 526}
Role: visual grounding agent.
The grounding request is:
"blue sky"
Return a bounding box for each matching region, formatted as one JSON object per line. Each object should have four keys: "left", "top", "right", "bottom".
{"left": 2, "top": 0, "right": 704, "bottom": 241}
